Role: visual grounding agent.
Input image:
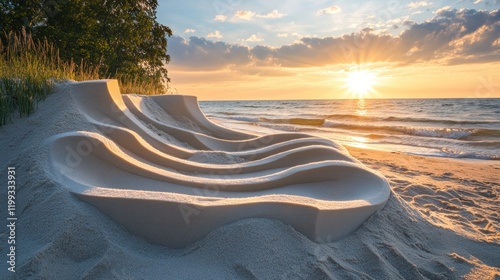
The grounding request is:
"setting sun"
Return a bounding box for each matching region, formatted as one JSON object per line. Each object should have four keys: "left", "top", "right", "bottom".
{"left": 345, "top": 70, "right": 377, "bottom": 98}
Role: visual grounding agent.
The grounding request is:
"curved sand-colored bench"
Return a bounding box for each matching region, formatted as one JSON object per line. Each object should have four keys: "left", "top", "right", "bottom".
{"left": 149, "top": 94, "right": 256, "bottom": 140}
{"left": 80, "top": 124, "right": 358, "bottom": 174}
{"left": 45, "top": 79, "right": 391, "bottom": 248}
{"left": 70, "top": 80, "right": 346, "bottom": 160}
{"left": 124, "top": 94, "right": 338, "bottom": 152}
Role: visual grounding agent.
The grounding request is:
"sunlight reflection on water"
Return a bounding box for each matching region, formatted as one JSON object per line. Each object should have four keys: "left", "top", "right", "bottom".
{"left": 348, "top": 135, "right": 369, "bottom": 149}
{"left": 356, "top": 98, "right": 367, "bottom": 116}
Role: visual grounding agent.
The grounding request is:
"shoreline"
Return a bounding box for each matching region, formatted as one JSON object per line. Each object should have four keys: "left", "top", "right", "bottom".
{"left": 346, "top": 145, "right": 500, "bottom": 244}
{"left": 346, "top": 145, "right": 500, "bottom": 167}
{"left": 215, "top": 117, "right": 500, "bottom": 162}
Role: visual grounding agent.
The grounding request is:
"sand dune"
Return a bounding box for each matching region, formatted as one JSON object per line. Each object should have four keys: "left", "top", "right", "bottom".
{"left": 0, "top": 81, "right": 498, "bottom": 279}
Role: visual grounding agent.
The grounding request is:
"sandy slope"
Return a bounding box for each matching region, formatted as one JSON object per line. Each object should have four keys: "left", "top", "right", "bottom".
{"left": 349, "top": 147, "right": 500, "bottom": 243}
{"left": 0, "top": 83, "right": 499, "bottom": 279}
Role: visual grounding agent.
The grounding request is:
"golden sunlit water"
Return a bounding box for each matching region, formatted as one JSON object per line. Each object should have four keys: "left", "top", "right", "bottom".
{"left": 356, "top": 98, "right": 367, "bottom": 116}
{"left": 201, "top": 98, "right": 500, "bottom": 160}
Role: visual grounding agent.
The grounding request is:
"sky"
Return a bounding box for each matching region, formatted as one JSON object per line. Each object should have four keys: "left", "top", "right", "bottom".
{"left": 156, "top": 1, "right": 500, "bottom": 100}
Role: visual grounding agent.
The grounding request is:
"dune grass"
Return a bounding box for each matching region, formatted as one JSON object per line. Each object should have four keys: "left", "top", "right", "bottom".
{"left": 0, "top": 31, "right": 165, "bottom": 126}
{"left": 0, "top": 31, "right": 98, "bottom": 125}
{"left": 116, "top": 74, "right": 164, "bottom": 96}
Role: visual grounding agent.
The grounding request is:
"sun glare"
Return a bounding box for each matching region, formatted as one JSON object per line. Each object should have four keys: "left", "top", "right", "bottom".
{"left": 345, "top": 70, "right": 377, "bottom": 98}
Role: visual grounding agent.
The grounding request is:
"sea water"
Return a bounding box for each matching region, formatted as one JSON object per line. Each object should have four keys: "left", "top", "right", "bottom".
{"left": 199, "top": 98, "right": 500, "bottom": 160}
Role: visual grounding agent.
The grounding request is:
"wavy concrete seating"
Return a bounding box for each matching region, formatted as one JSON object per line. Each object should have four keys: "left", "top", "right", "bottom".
{"left": 150, "top": 94, "right": 256, "bottom": 140}
{"left": 46, "top": 79, "right": 390, "bottom": 248}
{"left": 70, "top": 80, "right": 346, "bottom": 160}
{"left": 78, "top": 127, "right": 357, "bottom": 174}
{"left": 124, "top": 94, "right": 336, "bottom": 152}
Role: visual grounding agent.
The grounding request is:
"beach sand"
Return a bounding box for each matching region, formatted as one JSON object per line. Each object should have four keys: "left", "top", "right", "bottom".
{"left": 0, "top": 83, "right": 499, "bottom": 279}
{"left": 348, "top": 146, "right": 500, "bottom": 244}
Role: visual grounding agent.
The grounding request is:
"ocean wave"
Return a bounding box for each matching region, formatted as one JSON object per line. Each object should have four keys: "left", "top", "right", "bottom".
{"left": 382, "top": 116, "right": 500, "bottom": 125}
{"left": 362, "top": 134, "right": 500, "bottom": 155}
{"left": 230, "top": 114, "right": 499, "bottom": 127}
{"left": 323, "top": 121, "right": 500, "bottom": 140}
{"left": 224, "top": 116, "right": 323, "bottom": 125}
{"left": 260, "top": 117, "right": 325, "bottom": 126}
{"left": 214, "top": 111, "right": 499, "bottom": 127}
{"left": 204, "top": 98, "right": 500, "bottom": 160}
{"left": 465, "top": 140, "right": 500, "bottom": 148}
{"left": 224, "top": 114, "right": 500, "bottom": 140}
{"left": 227, "top": 116, "right": 261, "bottom": 122}
{"left": 242, "top": 105, "right": 262, "bottom": 108}
{"left": 439, "top": 148, "right": 500, "bottom": 160}
{"left": 326, "top": 114, "right": 499, "bottom": 125}
{"left": 218, "top": 112, "right": 240, "bottom": 116}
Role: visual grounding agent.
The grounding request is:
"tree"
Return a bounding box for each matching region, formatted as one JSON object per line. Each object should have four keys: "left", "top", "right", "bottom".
{"left": 0, "top": 0, "right": 43, "bottom": 33}
{"left": 0, "top": 0, "right": 172, "bottom": 91}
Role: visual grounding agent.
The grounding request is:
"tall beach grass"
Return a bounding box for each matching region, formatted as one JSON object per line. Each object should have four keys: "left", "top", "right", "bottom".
{"left": 0, "top": 31, "right": 99, "bottom": 125}
{"left": 0, "top": 31, "right": 165, "bottom": 126}
{"left": 116, "top": 74, "right": 164, "bottom": 96}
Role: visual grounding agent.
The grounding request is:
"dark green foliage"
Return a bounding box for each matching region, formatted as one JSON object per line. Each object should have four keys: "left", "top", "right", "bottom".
{"left": 0, "top": 32, "right": 100, "bottom": 125}
{"left": 0, "top": 77, "right": 48, "bottom": 122}
{"left": 0, "top": 0, "right": 172, "bottom": 125}
{"left": 0, "top": 0, "right": 172, "bottom": 92}
{"left": 0, "top": 81, "right": 13, "bottom": 124}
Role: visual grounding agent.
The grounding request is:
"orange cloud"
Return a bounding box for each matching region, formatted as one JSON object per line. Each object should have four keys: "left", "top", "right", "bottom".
{"left": 169, "top": 9, "right": 500, "bottom": 70}
{"left": 317, "top": 6, "right": 342, "bottom": 15}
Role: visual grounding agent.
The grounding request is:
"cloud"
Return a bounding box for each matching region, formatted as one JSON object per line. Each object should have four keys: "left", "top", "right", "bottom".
{"left": 168, "top": 9, "right": 500, "bottom": 70}
{"left": 252, "top": 29, "right": 400, "bottom": 67}
{"left": 435, "top": 6, "right": 452, "bottom": 13}
{"left": 317, "top": 6, "right": 342, "bottom": 15}
{"left": 258, "top": 10, "right": 286, "bottom": 19}
{"left": 234, "top": 10, "right": 256, "bottom": 20}
{"left": 184, "top": 29, "right": 196, "bottom": 33}
{"left": 242, "top": 34, "right": 263, "bottom": 42}
{"left": 214, "top": 15, "right": 227, "bottom": 22}
{"left": 168, "top": 36, "right": 251, "bottom": 69}
{"left": 233, "top": 10, "right": 286, "bottom": 20}
{"left": 207, "top": 31, "right": 222, "bottom": 39}
{"left": 397, "top": 9, "right": 500, "bottom": 64}
{"left": 408, "top": 1, "right": 433, "bottom": 9}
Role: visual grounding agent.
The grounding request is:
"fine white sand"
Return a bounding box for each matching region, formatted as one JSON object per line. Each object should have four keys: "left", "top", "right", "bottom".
{"left": 0, "top": 81, "right": 499, "bottom": 279}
